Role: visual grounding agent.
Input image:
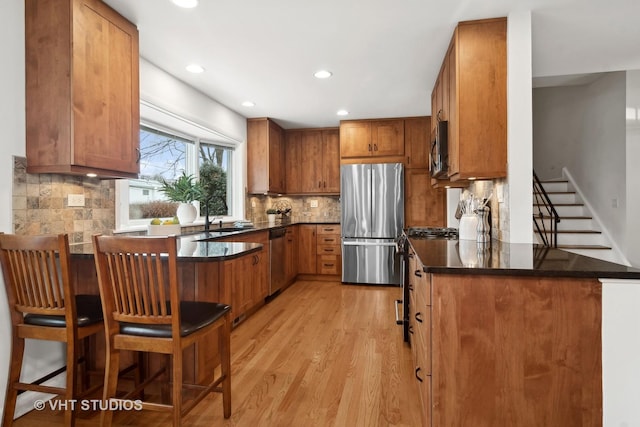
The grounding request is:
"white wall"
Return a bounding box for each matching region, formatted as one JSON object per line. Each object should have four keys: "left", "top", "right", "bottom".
{"left": 0, "top": 0, "right": 28, "bottom": 419}
{"left": 601, "top": 279, "right": 640, "bottom": 427}
{"left": 533, "top": 72, "right": 628, "bottom": 260}
{"left": 626, "top": 71, "right": 640, "bottom": 267}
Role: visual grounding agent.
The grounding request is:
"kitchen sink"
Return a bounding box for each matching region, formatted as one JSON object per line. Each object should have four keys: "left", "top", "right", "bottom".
{"left": 215, "top": 227, "right": 249, "bottom": 232}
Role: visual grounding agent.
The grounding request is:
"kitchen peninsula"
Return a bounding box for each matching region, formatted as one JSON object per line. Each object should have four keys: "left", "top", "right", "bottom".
{"left": 406, "top": 237, "right": 640, "bottom": 426}
{"left": 70, "top": 235, "right": 263, "bottom": 383}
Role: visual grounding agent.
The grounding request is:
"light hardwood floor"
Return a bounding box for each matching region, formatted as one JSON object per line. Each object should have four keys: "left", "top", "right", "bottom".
{"left": 12, "top": 280, "right": 422, "bottom": 426}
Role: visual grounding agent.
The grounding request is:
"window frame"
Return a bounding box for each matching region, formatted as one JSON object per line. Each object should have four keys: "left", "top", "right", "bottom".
{"left": 115, "top": 101, "right": 244, "bottom": 232}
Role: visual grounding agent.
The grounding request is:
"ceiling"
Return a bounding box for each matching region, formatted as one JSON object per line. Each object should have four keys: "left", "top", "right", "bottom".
{"left": 104, "top": 0, "right": 640, "bottom": 130}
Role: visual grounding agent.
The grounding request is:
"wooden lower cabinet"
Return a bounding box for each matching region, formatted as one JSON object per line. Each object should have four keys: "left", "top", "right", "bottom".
{"left": 215, "top": 230, "right": 269, "bottom": 321}
{"left": 408, "top": 247, "right": 432, "bottom": 426}
{"left": 298, "top": 224, "right": 341, "bottom": 277}
{"left": 284, "top": 226, "right": 298, "bottom": 286}
{"left": 298, "top": 225, "right": 317, "bottom": 274}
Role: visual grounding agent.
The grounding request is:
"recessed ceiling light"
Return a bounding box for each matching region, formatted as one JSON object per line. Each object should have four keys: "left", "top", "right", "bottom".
{"left": 86, "top": 173, "right": 97, "bottom": 178}
{"left": 337, "top": 109, "right": 349, "bottom": 116}
{"left": 242, "top": 101, "right": 255, "bottom": 107}
{"left": 171, "top": 0, "right": 198, "bottom": 8}
{"left": 314, "top": 70, "right": 333, "bottom": 79}
{"left": 186, "top": 64, "right": 205, "bottom": 73}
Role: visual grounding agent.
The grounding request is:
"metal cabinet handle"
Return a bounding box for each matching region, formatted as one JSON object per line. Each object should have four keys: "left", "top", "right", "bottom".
{"left": 408, "top": 253, "right": 414, "bottom": 259}
{"left": 394, "top": 299, "right": 403, "bottom": 325}
{"left": 374, "top": 144, "right": 378, "bottom": 151}
{"left": 415, "top": 312, "right": 423, "bottom": 323}
{"left": 368, "top": 143, "right": 372, "bottom": 151}
{"left": 415, "top": 368, "right": 424, "bottom": 382}
{"left": 324, "top": 263, "right": 334, "bottom": 267}
{"left": 408, "top": 325, "right": 414, "bottom": 334}
{"left": 414, "top": 270, "right": 422, "bottom": 278}
{"left": 408, "top": 284, "right": 414, "bottom": 291}
{"left": 136, "top": 148, "right": 141, "bottom": 163}
{"left": 324, "top": 248, "right": 334, "bottom": 252}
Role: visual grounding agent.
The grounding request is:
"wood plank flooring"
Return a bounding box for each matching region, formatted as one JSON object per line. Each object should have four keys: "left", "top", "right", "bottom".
{"left": 12, "top": 280, "right": 422, "bottom": 426}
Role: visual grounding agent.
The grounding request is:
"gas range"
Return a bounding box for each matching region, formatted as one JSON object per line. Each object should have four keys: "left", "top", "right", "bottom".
{"left": 406, "top": 227, "right": 459, "bottom": 240}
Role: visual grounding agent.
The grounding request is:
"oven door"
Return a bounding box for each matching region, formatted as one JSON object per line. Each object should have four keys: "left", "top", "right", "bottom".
{"left": 395, "top": 234, "right": 410, "bottom": 342}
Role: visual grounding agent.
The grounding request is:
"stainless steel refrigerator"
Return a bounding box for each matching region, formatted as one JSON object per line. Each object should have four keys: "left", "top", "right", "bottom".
{"left": 341, "top": 163, "right": 404, "bottom": 285}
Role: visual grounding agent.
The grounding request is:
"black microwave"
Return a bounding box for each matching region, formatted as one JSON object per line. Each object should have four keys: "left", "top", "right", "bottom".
{"left": 430, "top": 120, "right": 448, "bottom": 178}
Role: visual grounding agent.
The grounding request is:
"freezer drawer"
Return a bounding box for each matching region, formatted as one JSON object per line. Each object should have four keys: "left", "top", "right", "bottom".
{"left": 341, "top": 239, "right": 400, "bottom": 285}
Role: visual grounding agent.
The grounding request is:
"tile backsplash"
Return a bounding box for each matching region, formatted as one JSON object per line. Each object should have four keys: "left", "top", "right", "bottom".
{"left": 246, "top": 195, "right": 340, "bottom": 223}
{"left": 12, "top": 157, "right": 116, "bottom": 242}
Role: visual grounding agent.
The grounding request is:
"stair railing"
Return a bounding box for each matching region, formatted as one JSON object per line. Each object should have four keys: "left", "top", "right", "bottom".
{"left": 533, "top": 170, "right": 560, "bottom": 248}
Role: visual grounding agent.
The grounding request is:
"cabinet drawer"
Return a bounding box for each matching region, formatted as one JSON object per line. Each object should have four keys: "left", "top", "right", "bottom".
{"left": 317, "top": 225, "right": 341, "bottom": 236}
{"left": 317, "top": 235, "right": 340, "bottom": 245}
{"left": 317, "top": 244, "right": 341, "bottom": 255}
{"left": 413, "top": 306, "right": 431, "bottom": 375}
{"left": 316, "top": 255, "right": 341, "bottom": 275}
{"left": 412, "top": 266, "right": 430, "bottom": 306}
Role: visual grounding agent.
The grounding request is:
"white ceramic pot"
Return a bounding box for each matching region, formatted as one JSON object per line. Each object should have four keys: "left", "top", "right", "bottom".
{"left": 176, "top": 202, "right": 197, "bottom": 224}
{"left": 267, "top": 214, "right": 276, "bottom": 225}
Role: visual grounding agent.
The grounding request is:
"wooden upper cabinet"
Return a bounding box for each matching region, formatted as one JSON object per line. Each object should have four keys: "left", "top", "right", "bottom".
{"left": 247, "top": 118, "right": 286, "bottom": 194}
{"left": 340, "top": 119, "right": 404, "bottom": 161}
{"left": 284, "top": 128, "right": 340, "bottom": 194}
{"left": 441, "top": 17, "right": 507, "bottom": 181}
{"left": 321, "top": 129, "right": 340, "bottom": 193}
{"left": 339, "top": 121, "right": 372, "bottom": 158}
{"left": 371, "top": 120, "right": 405, "bottom": 156}
{"left": 25, "top": 0, "right": 140, "bottom": 178}
{"left": 405, "top": 116, "right": 431, "bottom": 169}
{"left": 285, "top": 130, "right": 302, "bottom": 193}
{"left": 405, "top": 169, "right": 446, "bottom": 227}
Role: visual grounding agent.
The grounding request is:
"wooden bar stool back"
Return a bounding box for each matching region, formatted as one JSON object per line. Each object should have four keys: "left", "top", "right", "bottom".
{"left": 0, "top": 233, "right": 103, "bottom": 427}
{"left": 92, "top": 234, "right": 231, "bottom": 427}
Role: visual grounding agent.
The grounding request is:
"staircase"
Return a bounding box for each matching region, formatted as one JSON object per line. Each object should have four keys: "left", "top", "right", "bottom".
{"left": 533, "top": 178, "right": 619, "bottom": 263}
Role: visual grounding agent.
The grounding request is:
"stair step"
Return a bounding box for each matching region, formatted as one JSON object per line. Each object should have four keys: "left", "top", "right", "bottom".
{"left": 534, "top": 191, "right": 575, "bottom": 195}
{"left": 557, "top": 244, "right": 612, "bottom": 250}
{"left": 538, "top": 215, "right": 592, "bottom": 220}
{"left": 538, "top": 230, "right": 601, "bottom": 234}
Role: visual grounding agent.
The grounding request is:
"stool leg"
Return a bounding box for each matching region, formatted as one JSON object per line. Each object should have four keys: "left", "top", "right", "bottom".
{"left": 171, "top": 350, "right": 183, "bottom": 427}
{"left": 221, "top": 314, "right": 231, "bottom": 419}
{"left": 101, "top": 346, "right": 120, "bottom": 427}
{"left": 2, "top": 334, "right": 25, "bottom": 427}
{"left": 65, "top": 338, "right": 79, "bottom": 426}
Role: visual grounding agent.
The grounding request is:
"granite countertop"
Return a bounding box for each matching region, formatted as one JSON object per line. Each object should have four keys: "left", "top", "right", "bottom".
{"left": 70, "top": 237, "right": 262, "bottom": 262}
{"left": 408, "top": 237, "right": 640, "bottom": 279}
{"left": 71, "top": 221, "right": 339, "bottom": 261}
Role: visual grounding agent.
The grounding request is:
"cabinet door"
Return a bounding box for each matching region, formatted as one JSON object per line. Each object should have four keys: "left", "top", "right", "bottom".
{"left": 268, "top": 121, "right": 285, "bottom": 193}
{"left": 285, "top": 130, "right": 303, "bottom": 193}
{"left": 321, "top": 129, "right": 340, "bottom": 193}
{"left": 298, "top": 225, "right": 317, "bottom": 274}
{"left": 405, "top": 169, "right": 446, "bottom": 227}
{"left": 340, "top": 121, "right": 372, "bottom": 158}
{"left": 284, "top": 226, "right": 298, "bottom": 284}
{"left": 447, "top": 39, "right": 459, "bottom": 177}
{"left": 371, "top": 120, "right": 404, "bottom": 157}
{"left": 300, "top": 130, "right": 323, "bottom": 192}
{"left": 404, "top": 117, "right": 431, "bottom": 169}
{"left": 73, "top": 0, "right": 139, "bottom": 174}
{"left": 251, "top": 250, "right": 268, "bottom": 303}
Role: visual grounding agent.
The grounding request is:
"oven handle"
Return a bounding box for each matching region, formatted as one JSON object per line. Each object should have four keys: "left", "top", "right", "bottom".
{"left": 394, "top": 299, "right": 403, "bottom": 325}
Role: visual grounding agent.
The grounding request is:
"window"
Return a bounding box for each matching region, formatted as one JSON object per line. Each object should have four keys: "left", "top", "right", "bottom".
{"left": 116, "top": 102, "right": 242, "bottom": 230}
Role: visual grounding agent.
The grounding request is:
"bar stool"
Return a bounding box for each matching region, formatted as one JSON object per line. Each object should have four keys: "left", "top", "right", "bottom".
{"left": 0, "top": 233, "right": 104, "bottom": 426}
{"left": 92, "top": 234, "right": 231, "bottom": 427}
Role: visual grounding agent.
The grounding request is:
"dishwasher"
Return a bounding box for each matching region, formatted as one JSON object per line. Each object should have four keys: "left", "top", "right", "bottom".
{"left": 269, "top": 227, "right": 287, "bottom": 296}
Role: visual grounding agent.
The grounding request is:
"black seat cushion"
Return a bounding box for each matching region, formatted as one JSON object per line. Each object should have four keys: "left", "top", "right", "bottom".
{"left": 120, "top": 301, "right": 231, "bottom": 338}
{"left": 23, "top": 294, "right": 103, "bottom": 327}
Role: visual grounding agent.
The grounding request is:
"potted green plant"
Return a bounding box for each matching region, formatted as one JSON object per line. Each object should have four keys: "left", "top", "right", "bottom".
{"left": 160, "top": 172, "right": 203, "bottom": 224}
{"left": 266, "top": 208, "right": 278, "bottom": 225}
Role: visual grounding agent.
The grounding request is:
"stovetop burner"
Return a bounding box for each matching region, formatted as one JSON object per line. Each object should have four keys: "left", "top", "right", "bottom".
{"left": 407, "top": 227, "right": 459, "bottom": 240}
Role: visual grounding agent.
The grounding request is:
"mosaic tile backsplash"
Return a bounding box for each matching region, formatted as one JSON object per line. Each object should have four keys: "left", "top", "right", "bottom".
{"left": 12, "top": 157, "right": 116, "bottom": 242}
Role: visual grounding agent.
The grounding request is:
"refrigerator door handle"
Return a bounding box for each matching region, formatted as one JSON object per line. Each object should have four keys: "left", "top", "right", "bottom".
{"left": 342, "top": 240, "right": 397, "bottom": 247}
